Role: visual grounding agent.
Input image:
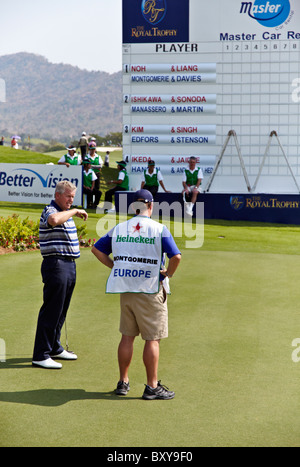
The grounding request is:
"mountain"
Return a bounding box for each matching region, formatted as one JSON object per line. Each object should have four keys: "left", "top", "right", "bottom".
{"left": 0, "top": 52, "right": 122, "bottom": 141}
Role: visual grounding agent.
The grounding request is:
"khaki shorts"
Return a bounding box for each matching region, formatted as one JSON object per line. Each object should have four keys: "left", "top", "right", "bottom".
{"left": 119, "top": 285, "right": 168, "bottom": 340}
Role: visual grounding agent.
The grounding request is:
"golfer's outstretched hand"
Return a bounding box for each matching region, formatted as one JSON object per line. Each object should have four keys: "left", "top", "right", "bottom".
{"left": 75, "top": 209, "right": 88, "bottom": 221}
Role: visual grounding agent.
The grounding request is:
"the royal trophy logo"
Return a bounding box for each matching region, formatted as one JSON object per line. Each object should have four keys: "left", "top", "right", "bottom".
{"left": 141, "top": 0, "right": 167, "bottom": 25}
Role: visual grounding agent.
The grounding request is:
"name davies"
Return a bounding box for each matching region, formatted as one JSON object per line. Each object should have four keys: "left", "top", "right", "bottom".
{"left": 246, "top": 198, "right": 299, "bottom": 208}
{"left": 115, "top": 234, "right": 155, "bottom": 244}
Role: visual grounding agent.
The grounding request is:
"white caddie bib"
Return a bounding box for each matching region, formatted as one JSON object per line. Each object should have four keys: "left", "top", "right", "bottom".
{"left": 106, "top": 216, "right": 164, "bottom": 294}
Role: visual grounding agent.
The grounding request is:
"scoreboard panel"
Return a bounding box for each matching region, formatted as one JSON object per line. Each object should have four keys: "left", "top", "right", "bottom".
{"left": 123, "top": 0, "right": 300, "bottom": 193}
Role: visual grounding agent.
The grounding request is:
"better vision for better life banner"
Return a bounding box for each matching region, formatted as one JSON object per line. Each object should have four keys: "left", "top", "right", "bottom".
{"left": 0, "top": 164, "right": 82, "bottom": 205}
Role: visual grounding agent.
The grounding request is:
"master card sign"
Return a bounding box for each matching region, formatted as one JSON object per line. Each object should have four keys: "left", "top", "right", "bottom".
{"left": 123, "top": 0, "right": 189, "bottom": 43}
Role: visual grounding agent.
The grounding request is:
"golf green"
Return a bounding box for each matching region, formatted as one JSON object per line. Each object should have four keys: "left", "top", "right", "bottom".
{"left": 1, "top": 237, "right": 300, "bottom": 446}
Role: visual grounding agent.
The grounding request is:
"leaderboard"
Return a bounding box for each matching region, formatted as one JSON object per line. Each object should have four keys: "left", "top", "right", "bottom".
{"left": 125, "top": 124, "right": 216, "bottom": 144}
{"left": 123, "top": 56, "right": 217, "bottom": 191}
{"left": 126, "top": 62, "right": 216, "bottom": 83}
{"left": 123, "top": 0, "right": 300, "bottom": 194}
{"left": 127, "top": 94, "right": 216, "bottom": 115}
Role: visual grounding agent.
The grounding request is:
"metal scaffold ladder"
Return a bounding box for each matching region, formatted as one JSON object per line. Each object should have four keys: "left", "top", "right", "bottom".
{"left": 252, "top": 130, "right": 300, "bottom": 193}
{"left": 205, "top": 130, "right": 251, "bottom": 193}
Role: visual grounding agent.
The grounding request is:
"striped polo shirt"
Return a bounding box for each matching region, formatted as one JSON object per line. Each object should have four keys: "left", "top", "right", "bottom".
{"left": 39, "top": 200, "right": 80, "bottom": 258}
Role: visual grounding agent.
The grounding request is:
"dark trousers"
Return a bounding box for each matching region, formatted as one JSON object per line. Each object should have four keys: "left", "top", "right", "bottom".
{"left": 105, "top": 186, "right": 126, "bottom": 204}
{"left": 33, "top": 257, "right": 76, "bottom": 361}
{"left": 83, "top": 186, "right": 102, "bottom": 206}
{"left": 143, "top": 185, "right": 159, "bottom": 198}
{"left": 80, "top": 146, "right": 87, "bottom": 158}
{"left": 94, "top": 172, "right": 101, "bottom": 190}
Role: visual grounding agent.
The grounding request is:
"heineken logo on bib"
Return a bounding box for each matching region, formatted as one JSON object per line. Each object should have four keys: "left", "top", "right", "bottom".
{"left": 116, "top": 234, "right": 155, "bottom": 245}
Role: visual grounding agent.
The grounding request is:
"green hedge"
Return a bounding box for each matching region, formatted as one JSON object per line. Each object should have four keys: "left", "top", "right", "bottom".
{"left": 0, "top": 214, "right": 39, "bottom": 251}
{"left": 0, "top": 214, "right": 91, "bottom": 252}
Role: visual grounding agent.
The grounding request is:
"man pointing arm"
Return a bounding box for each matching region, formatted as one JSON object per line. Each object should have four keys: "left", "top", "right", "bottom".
{"left": 32, "top": 181, "right": 87, "bottom": 369}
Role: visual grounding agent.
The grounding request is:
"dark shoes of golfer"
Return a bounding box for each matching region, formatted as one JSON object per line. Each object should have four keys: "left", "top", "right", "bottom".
{"left": 115, "top": 380, "right": 175, "bottom": 400}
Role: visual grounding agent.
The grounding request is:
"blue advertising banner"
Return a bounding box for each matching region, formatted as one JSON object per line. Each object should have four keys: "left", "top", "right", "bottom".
{"left": 123, "top": 0, "right": 189, "bottom": 43}
{"left": 115, "top": 192, "right": 300, "bottom": 225}
{"left": 204, "top": 193, "right": 300, "bottom": 224}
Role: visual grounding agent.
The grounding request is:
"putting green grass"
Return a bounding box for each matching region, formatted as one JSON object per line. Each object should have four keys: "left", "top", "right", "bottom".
{"left": 0, "top": 146, "right": 59, "bottom": 164}
{"left": 1, "top": 220, "right": 300, "bottom": 446}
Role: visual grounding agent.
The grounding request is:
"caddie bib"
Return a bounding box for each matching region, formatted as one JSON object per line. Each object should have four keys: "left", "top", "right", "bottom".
{"left": 144, "top": 168, "right": 159, "bottom": 187}
{"left": 106, "top": 216, "right": 164, "bottom": 294}
{"left": 65, "top": 154, "right": 79, "bottom": 165}
{"left": 88, "top": 155, "right": 101, "bottom": 165}
{"left": 119, "top": 169, "right": 129, "bottom": 190}
{"left": 88, "top": 155, "right": 101, "bottom": 174}
{"left": 185, "top": 167, "right": 201, "bottom": 186}
{"left": 83, "top": 170, "right": 94, "bottom": 188}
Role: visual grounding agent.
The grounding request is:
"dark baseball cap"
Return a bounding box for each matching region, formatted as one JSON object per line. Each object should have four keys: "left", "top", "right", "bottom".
{"left": 116, "top": 160, "right": 127, "bottom": 168}
{"left": 134, "top": 189, "right": 154, "bottom": 203}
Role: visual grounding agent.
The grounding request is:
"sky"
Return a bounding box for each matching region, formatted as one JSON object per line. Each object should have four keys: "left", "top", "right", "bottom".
{"left": 0, "top": 0, "right": 122, "bottom": 74}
